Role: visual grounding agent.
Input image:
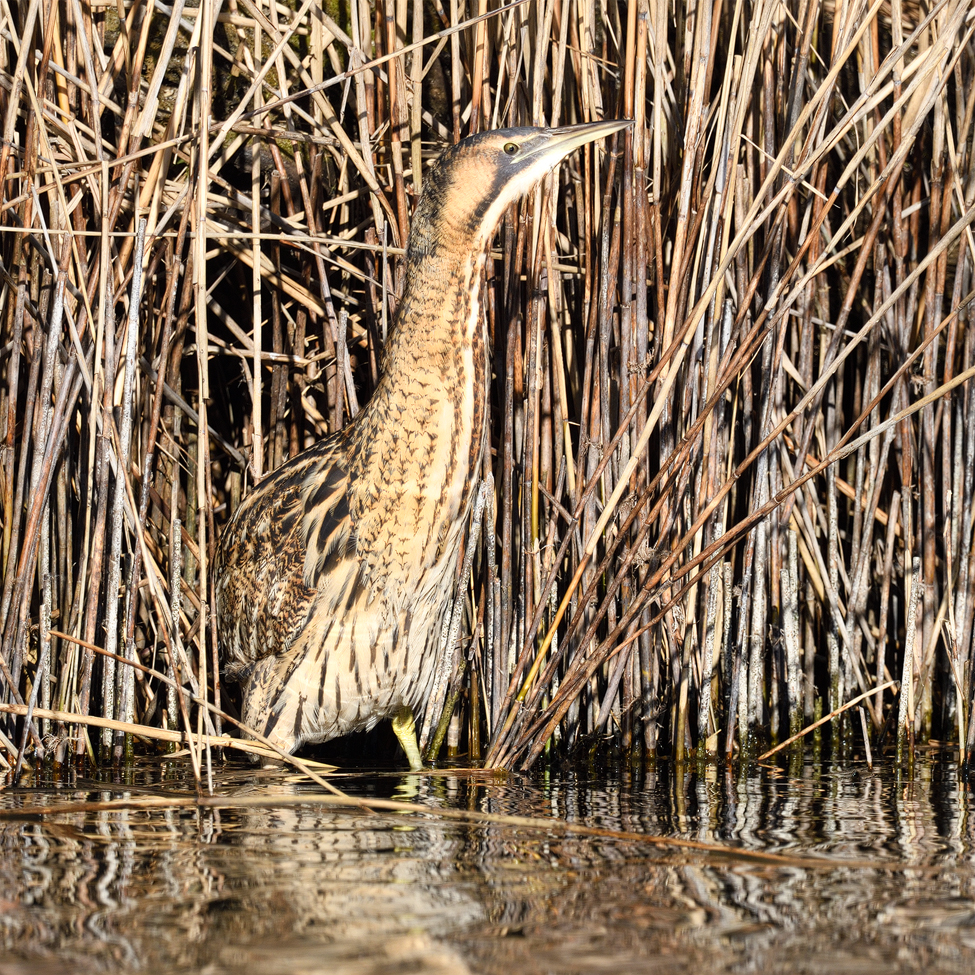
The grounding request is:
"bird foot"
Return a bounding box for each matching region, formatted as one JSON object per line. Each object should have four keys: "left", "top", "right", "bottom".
{"left": 392, "top": 706, "right": 424, "bottom": 770}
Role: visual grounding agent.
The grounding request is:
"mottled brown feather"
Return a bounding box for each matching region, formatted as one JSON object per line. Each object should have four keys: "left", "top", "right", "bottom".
{"left": 214, "top": 122, "right": 628, "bottom": 759}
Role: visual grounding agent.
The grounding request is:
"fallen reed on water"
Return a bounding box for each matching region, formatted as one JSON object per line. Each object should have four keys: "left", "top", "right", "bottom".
{"left": 1, "top": 0, "right": 974, "bottom": 780}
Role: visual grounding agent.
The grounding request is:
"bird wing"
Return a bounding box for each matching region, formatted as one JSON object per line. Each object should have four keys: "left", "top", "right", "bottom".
{"left": 215, "top": 433, "right": 359, "bottom": 671}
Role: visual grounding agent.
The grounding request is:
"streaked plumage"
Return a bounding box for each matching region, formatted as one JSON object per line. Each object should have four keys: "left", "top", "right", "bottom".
{"left": 215, "top": 120, "right": 629, "bottom": 767}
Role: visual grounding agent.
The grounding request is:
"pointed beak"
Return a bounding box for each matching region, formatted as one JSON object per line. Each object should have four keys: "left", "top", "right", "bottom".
{"left": 523, "top": 119, "right": 632, "bottom": 167}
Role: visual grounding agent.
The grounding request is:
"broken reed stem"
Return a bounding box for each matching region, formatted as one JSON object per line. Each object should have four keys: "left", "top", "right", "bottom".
{"left": 758, "top": 680, "right": 896, "bottom": 763}
{"left": 0, "top": 701, "right": 274, "bottom": 760}
{"left": 0, "top": 0, "right": 973, "bottom": 774}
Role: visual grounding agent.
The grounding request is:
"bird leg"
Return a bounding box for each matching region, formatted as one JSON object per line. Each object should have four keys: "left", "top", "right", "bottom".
{"left": 392, "top": 706, "right": 423, "bottom": 770}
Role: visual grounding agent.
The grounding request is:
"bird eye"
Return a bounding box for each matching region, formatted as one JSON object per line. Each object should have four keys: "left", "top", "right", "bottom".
{"left": 503, "top": 142, "right": 519, "bottom": 155}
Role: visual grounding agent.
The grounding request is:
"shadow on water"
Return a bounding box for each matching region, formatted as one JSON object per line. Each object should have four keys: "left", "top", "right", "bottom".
{"left": 1, "top": 757, "right": 974, "bottom": 974}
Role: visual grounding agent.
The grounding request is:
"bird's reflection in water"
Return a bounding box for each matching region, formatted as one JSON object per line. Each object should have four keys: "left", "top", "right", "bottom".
{"left": 0, "top": 769, "right": 481, "bottom": 974}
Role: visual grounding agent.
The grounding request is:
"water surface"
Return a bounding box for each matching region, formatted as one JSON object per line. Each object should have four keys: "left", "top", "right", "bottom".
{"left": 1, "top": 758, "right": 973, "bottom": 973}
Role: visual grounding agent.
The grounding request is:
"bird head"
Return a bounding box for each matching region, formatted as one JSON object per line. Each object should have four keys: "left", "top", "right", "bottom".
{"left": 408, "top": 119, "right": 632, "bottom": 262}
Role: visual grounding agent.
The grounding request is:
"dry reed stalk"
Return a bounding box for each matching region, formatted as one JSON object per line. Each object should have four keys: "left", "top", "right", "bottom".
{"left": 0, "top": 0, "right": 973, "bottom": 776}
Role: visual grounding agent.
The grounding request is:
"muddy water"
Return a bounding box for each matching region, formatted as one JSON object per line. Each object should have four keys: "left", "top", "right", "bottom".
{"left": 1, "top": 758, "right": 974, "bottom": 974}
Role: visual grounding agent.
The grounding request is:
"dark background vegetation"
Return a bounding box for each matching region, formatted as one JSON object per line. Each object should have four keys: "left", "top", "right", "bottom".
{"left": 1, "top": 0, "right": 974, "bottom": 780}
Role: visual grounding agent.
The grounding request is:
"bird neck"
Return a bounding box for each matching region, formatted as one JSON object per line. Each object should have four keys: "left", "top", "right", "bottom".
{"left": 350, "top": 224, "right": 490, "bottom": 515}
{"left": 343, "top": 225, "right": 489, "bottom": 578}
{"left": 376, "top": 226, "right": 489, "bottom": 408}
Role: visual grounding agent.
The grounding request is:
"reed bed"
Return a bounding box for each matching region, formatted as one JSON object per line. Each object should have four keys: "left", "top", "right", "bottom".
{"left": 1, "top": 0, "right": 974, "bottom": 780}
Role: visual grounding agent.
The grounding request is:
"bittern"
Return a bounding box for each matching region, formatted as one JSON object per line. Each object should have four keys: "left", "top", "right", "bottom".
{"left": 216, "top": 120, "right": 629, "bottom": 768}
